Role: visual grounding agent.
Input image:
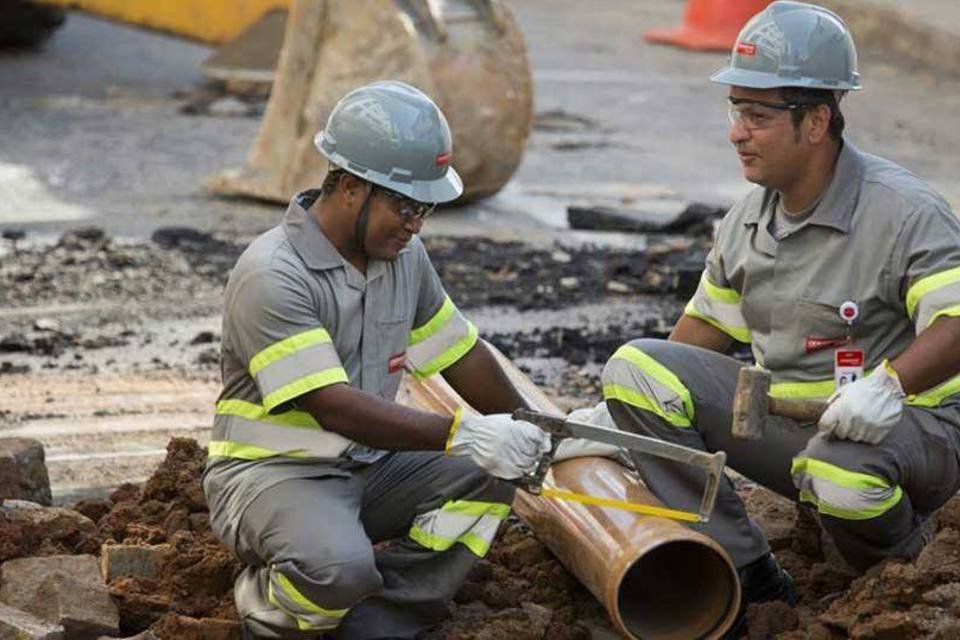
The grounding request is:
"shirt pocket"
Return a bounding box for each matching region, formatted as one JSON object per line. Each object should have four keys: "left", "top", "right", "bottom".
{"left": 376, "top": 315, "right": 411, "bottom": 399}
{"left": 788, "top": 295, "right": 851, "bottom": 376}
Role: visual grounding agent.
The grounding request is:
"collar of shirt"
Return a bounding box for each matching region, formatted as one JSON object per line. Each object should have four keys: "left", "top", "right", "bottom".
{"left": 743, "top": 139, "right": 866, "bottom": 235}
{"left": 282, "top": 189, "right": 408, "bottom": 284}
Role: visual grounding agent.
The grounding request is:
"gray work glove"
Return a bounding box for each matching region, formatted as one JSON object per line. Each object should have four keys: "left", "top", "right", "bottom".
{"left": 552, "top": 402, "right": 630, "bottom": 464}
{"left": 818, "top": 362, "right": 906, "bottom": 445}
{"left": 446, "top": 410, "right": 551, "bottom": 480}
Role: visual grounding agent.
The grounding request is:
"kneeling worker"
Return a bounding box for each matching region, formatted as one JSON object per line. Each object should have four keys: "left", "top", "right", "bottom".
{"left": 600, "top": 0, "right": 960, "bottom": 631}
{"left": 203, "top": 81, "right": 552, "bottom": 639}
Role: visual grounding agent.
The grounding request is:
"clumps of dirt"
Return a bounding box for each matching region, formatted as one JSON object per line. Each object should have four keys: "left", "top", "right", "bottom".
{"left": 487, "top": 317, "right": 674, "bottom": 367}
{"left": 72, "top": 438, "right": 240, "bottom": 637}
{"left": 0, "top": 501, "right": 101, "bottom": 562}
{"left": 425, "top": 519, "right": 604, "bottom": 640}
{"left": 0, "top": 227, "right": 240, "bottom": 308}
{"left": 735, "top": 481, "right": 960, "bottom": 639}
{"left": 424, "top": 236, "right": 707, "bottom": 310}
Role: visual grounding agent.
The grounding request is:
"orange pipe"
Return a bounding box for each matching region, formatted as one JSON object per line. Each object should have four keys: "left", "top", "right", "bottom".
{"left": 400, "top": 345, "right": 740, "bottom": 639}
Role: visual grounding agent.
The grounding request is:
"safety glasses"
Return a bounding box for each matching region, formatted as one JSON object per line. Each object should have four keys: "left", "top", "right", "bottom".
{"left": 377, "top": 187, "right": 437, "bottom": 224}
{"left": 727, "top": 97, "right": 810, "bottom": 131}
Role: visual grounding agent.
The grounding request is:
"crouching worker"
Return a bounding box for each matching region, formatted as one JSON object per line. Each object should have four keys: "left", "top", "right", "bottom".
{"left": 202, "top": 81, "right": 552, "bottom": 640}
{"left": 599, "top": 1, "right": 960, "bottom": 635}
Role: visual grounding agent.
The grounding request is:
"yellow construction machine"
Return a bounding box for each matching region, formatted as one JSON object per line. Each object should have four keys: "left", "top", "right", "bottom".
{"left": 10, "top": 0, "right": 533, "bottom": 203}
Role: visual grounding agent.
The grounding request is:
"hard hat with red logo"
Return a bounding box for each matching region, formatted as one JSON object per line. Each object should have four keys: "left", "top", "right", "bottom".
{"left": 314, "top": 81, "right": 463, "bottom": 204}
{"left": 710, "top": 1, "right": 861, "bottom": 91}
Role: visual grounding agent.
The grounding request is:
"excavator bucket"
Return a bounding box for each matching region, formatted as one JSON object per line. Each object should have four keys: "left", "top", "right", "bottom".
{"left": 207, "top": 0, "right": 533, "bottom": 204}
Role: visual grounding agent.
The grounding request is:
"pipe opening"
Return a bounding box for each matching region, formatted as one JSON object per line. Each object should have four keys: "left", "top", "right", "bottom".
{"left": 617, "top": 540, "right": 739, "bottom": 640}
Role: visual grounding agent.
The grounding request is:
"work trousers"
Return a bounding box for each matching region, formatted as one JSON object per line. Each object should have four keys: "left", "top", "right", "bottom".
{"left": 601, "top": 338, "right": 960, "bottom": 572}
{"left": 227, "top": 451, "right": 514, "bottom": 639}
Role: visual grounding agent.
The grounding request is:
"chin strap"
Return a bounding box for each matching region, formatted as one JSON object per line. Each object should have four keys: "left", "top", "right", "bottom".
{"left": 353, "top": 186, "right": 374, "bottom": 256}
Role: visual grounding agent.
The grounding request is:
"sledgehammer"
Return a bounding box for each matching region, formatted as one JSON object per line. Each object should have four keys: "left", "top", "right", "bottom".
{"left": 731, "top": 367, "right": 829, "bottom": 439}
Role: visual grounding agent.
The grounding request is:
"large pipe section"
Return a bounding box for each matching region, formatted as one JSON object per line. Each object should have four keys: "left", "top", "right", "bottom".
{"left": 398, "top": 345, "right": 740, "bottom": 639}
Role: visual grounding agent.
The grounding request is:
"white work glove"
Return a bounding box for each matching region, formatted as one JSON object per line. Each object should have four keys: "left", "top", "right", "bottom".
{"left": 446, "top": 410, "right": 551, "bottom": 480}
{"left": 553, "top": 402, "right": 625, "bottom": 462}
{"left": 817, "top": 362, "right": 906, "bottom": 445}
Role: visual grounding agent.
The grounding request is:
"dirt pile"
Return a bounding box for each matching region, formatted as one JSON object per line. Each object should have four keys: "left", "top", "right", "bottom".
{"left": 738, "top": 481, "right": 960, "bottom": 640}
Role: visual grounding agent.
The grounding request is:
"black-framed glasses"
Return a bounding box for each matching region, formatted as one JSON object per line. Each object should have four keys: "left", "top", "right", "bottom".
{"left": 376, "top": 187, "right": 437, "bottom": 223}
{"left": 727, "top": 97, "right": 812, "bottom": 131}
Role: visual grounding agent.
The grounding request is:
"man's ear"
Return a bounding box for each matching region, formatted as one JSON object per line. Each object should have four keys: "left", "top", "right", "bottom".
{"left": 807, "top": 104, "right": 832, "bottom": 144}
{"left": 338, "top": 172, "right": 367, "bottom": 201}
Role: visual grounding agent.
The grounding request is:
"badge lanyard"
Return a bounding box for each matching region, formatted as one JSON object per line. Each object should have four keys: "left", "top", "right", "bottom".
{"left": 834, "top": 301, "right": 864, "bottom": 388}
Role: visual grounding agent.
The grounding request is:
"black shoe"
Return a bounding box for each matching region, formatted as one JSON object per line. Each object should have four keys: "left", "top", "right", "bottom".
{"left": 723, "top": 552, "right": 797, "bottom": 639}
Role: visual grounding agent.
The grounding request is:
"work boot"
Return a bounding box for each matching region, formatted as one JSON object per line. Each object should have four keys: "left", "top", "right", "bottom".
{"left": 723, "top": 552, "right": 797, "bottom": 639}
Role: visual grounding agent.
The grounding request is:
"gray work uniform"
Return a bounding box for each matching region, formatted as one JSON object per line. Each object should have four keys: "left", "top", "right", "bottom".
{"left": 202, "top": 191, "right": 512, "bottom": 639}
{"left": 601, "top": 142, "right": 960, "bottom": 571}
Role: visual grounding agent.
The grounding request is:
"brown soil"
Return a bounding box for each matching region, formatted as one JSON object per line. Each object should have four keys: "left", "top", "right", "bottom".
{"left": 7, "top": 435, "right": 960, "bottom": 638}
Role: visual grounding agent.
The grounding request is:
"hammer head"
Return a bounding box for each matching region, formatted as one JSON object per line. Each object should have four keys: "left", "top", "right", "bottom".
{"left": 731, "top": 367, "right": 771, "bottom": 440}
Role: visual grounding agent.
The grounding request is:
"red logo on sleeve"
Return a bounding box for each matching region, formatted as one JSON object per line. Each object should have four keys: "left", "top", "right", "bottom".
{"left": 388, "top": 352, "right": 407, "bottom": 374}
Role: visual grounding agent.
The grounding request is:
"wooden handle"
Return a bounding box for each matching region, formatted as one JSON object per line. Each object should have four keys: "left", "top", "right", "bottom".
{"left": 768, "top": 397, "right": 828, "bottom": 423}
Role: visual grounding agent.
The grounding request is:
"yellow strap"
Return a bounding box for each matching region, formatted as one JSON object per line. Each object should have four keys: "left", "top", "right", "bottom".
{"left": 444, "top": 408, "right": 463, "bottom": 454}
{"left": 540, "top": 488, "right": 700, "bottom": 523}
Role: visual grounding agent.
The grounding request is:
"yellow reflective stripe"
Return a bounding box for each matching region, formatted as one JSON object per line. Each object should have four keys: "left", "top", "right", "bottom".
{"left": 408, "top": 526, "right": 493, "bottom": 557}
{"left": 791, "top": 457, "right": 892, "bottom": 491}
{"left": 215, "top": 399, "right": 318, "bottom": 428}
{"left": 906, "top": 265, "right": 960, "bottom": 319}
{"left": 458, "top": 532, "right": 492, "bottom": 557}
{"left": 611, "top": 345, "right": 695, "bottom": 422}
{"left": 262, "top": 368, "right": 348, "bottom": 412}
{"left": 770, "top": 379, "right": 837, "bottom": 400}
{"left": 910, "top": 372, "right": 960, "bottom": 408}
{"left": 684, "top": 303, "right": 752, "bottom": 344}
{"left": 207, "top": 440, "right": 312, "bottom": 460}
{"left": 444, "top": 408, "right": 463, "bottom": 454}
{"left": 798, "top": 489, "right": 903, "bottom": 521}
{"left": 272, "top": 569, "right": 349, "bottom": 619}
{"left": 249, "top": 328, "right": 334, "bottom": 376}
{"left": 409, "top": 323, "right": 478, "bottom": 379}
{"left": 410, "top": 297, "right": 455, "bottom": 346}
{"left": 441, "top": 500, "right": 512, "bottom": 519}
{"left": 700, "top": 274, "right": 742, "bottom": 304}
{"left": 602, "top": 383, "right": 692, "bottom": 428}
{"left": 928, "top": 303, "right": 960, "bottom": 327}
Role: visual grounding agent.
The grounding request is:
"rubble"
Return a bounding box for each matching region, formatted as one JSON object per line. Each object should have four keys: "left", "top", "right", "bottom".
{"left": 0, "top": 600, "right": 63, "bottom": 640}
{"left": 0, "top": 438, "right": 52, "bottom": 505}
{"left": 0, "top": 555, "right": 119, "bottom": 638}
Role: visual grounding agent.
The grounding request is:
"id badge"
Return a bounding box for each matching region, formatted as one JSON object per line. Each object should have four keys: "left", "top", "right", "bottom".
{"left": 834, "top": 349, "right": 864, "bottom": 388}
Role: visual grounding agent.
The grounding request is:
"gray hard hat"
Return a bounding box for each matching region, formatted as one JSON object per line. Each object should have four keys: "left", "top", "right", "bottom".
{"left": 314, "top": 81, "right": 463, "bottom": 204}
{"left": 710, "top": 1, "right": 861, "bottom": 91}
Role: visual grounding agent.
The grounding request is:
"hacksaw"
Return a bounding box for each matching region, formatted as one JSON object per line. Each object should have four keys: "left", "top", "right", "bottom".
{"left": 512, "top": 409, "right": 727, "bottom": 523}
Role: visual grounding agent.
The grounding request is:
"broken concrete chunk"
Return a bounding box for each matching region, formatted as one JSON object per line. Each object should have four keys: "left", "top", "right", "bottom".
{"left": 0, "top": 503, "right": 100, "bottom": 562}
{"left": 0, "top": 555, "right": 118, "bottom": 639}
{"left": 34, "top": 573, "right": 120, "bottom": 640}
{"left": 0, "top": 601, "right": 64, "bottom": 640}
{"left": 0, "top": 438, "right": 52, "bottom": 506}
{"left": 101, "top": 543, "right": 171, "bottom": 582}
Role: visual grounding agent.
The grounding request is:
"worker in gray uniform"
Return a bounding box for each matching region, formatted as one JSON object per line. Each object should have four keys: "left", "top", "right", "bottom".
{"left": 600, "top": 0, "right": 960, "bottom": 629}
{"left": 202, "top": 81, "right": 555, "bottom": 640}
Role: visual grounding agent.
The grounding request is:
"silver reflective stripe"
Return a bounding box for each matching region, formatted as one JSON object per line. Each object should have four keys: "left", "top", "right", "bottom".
{"left": 408, "top": 500, "right": 510, "bottom": 557}
{"left": 792, "top": 457, "right": 903, "bottom": 521}
{"left": 602, "top": 355, "right": 692, "bottom": 428}
{"left": 914, "top": 284, "right": 960, "bottom": 331}
{"left": 268, "top": 565, "right": 348, "bottom": 632}
{"left": 407, "top": 306, "right": 476, "bottom": 375}
{"left": 254, "top": 342, "right": 344, "bottom": 402}
{"left": 212, "top": 411, "right": 350, "bottom": 460}
{"left": 685, "top": 274, "right": 751, "bottom": 343}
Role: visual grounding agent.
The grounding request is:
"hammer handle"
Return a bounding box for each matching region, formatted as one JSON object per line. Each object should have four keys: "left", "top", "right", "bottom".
{"left": 768, "top": 397, "right": 828, "bottom": 424}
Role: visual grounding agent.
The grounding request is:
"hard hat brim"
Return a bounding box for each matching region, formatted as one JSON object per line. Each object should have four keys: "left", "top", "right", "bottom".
{"left": 710, "top": 66, "right": 861, "bottom": 91}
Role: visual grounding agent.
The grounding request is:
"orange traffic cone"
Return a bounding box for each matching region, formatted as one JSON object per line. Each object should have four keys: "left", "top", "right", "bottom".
{"left": 645, "top": 0, "right": 771, "bottom": 52}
